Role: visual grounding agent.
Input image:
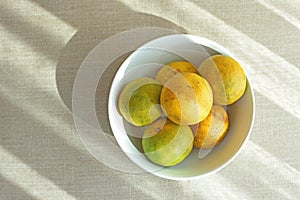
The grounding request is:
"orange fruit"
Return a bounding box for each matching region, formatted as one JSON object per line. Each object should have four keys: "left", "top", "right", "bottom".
{"left": 156, "top": 61, "right": 199, "bottom": 84}
{"left": 198, "top": 55, "right": 246, "bottom": 105}
{"left": 160, "top": 72, "right": 213, "bottom": 125}
{"left": 193, "top": 105, "right": 229, "bottom": 149}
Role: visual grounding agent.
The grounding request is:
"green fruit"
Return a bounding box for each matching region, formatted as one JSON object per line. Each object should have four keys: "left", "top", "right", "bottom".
{"left": 118, "top": 77, "right": 163, "bottom": 126}
{"left": 142, "top": 118, "right": 194, "bottom": 166}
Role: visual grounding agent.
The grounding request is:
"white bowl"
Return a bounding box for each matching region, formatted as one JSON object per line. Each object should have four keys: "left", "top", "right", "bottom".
{"left": 108, "top": 34, "right": 255, "bottom": 180}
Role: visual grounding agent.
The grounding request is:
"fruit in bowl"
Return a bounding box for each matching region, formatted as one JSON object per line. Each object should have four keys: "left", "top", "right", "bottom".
{"left": 117, "top": 56, "right": 247, "bottom": 167}
{"left": 118, "top": 77, "right": 162, "bottom": 126}
{"left": 142, "top": 118, "right": 194, "bottom": 167}
{"left": 199, "top": 55, "right": 247, "bottom": 105}
{"left": 160, "top": 72, "right": 213, "bottom": 125}
{"left": 156, "top": 61, "right": 199, "bottom": 84}
{"left": 193, "top": 105, "right": 229, "bottom": 149}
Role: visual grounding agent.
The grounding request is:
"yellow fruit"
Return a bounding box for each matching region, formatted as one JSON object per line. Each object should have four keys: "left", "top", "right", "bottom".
{"left": 198, "top": 55, "right": 247, "bottom": 105}
{"left": 156, "top": 61, "right": 199, "bottom": 84}
{"left": 142, "top": 118, "right": 194, "bottom": 166}
{"left": 118, "top": 77, "right": 162, "bottom": 126}
{"left": 193, "top": 105, "right": 229, "bottom": 149}
{"left": 160, "top": 73, "right": 213, "bottom": 125}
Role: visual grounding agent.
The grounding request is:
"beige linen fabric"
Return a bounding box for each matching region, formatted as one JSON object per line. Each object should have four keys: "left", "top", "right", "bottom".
{"left": 0, "top": 0, "right": 299, "bottom": 199}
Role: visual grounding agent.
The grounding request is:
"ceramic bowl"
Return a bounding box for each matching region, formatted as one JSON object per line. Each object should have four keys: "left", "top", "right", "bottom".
{"left": 108, "top": 34, "right": 255, "bottom": 180}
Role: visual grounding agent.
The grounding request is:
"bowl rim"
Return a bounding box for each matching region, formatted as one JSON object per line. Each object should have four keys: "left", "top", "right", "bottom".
{"left": 108, "top": 34, "right": 256, "bottom": 180}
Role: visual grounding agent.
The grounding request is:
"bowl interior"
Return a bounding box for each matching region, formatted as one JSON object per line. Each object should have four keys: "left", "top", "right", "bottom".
{"left": 108, "top": 34, "right": 254, "bottom": 180}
